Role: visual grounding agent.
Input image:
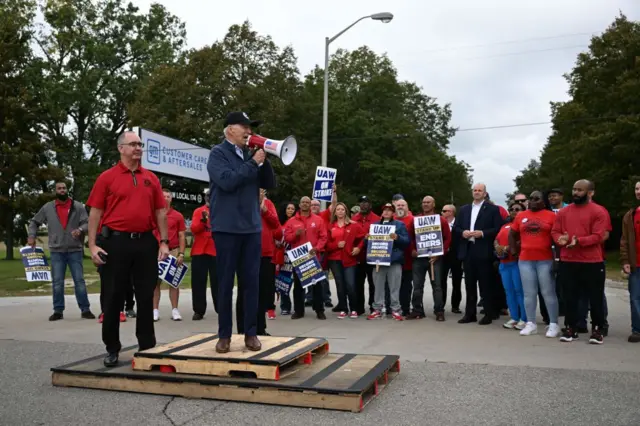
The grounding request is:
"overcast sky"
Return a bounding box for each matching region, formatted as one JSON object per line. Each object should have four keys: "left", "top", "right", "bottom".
{"left": 132, "top": 0, "right": 638, "bottom": 206}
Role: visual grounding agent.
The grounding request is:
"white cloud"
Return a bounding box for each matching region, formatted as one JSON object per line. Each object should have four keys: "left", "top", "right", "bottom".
{"left": 131, "top": 0, "right": 639, "bottom": 207}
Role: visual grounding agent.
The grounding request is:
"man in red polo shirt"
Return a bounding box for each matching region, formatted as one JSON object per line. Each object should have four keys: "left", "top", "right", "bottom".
{"left": 190, "top": 191, "right": 218, "bottom": 320}
{"left": 153, "top": 188, "right": 186, "bottom": 321}
{"left": 86, "top": 130, "right": 169, "bottom": 368}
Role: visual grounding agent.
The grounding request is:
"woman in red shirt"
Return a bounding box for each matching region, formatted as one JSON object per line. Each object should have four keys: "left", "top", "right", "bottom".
{"left": 326, "top": 202, "right": 364, "bottom": 318}
{"left": 494, "top": 201, "right": 526, "bottom": 330}
{"left": 509, "top": 190, "right": 560, "bottom": 338}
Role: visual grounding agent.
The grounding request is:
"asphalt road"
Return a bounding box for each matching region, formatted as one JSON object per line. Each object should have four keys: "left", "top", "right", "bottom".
{"left": 1, "top": 283, "right": 639, "bottom": 425}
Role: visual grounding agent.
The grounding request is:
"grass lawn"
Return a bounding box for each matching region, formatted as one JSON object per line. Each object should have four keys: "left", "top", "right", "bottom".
{"left": 0, "top": 248, "right": 194, "bottom": 297}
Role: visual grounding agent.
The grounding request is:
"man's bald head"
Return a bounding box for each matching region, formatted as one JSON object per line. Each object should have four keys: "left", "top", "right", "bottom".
{"left": 421, "top": 196, "right": 436, "bottom": 214}
{"left": 572, "top": 179, "right": 593, "bottom": 205}
{"left": 299, "top": 196, "right": 311, "bottom": 213}
{"left": 472, "top": 183, "right": 487, "bottom": 202}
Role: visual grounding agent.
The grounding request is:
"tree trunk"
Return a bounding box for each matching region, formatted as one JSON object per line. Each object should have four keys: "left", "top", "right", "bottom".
{"left": 5, "top": 211, "right": 14, "bottom": 260}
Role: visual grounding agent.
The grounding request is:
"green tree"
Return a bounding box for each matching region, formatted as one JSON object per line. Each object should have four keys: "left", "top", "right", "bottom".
{"left": 129, "top": 21, "right": 316, "bottom": 208}
{"left": 299, "top": 46, "right": 471, "bottom": 210}
{"left": 0, "top": 0, "right": 64, "bottom": 259}
{"left": 513, "top": 14, "right": 640, "bottom": 219}
{"left": 35, "top": 0, "right": 186, "bottom": 201}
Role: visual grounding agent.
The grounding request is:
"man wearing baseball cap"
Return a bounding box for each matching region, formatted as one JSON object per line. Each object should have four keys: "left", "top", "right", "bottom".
{"left": 207, "top": 111, "right": 276, "bottom": 353}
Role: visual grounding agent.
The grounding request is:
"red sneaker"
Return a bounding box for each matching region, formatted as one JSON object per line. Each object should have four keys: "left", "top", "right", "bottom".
{"left": 337, "top": 311, "right": 347, "bottom": 319}
{"left": 119, "top": 312, "right": 127, "bottom": 322}
{"left": 391, "top": 312, "right": 404, "bottom": 321}
{"left": 367, "top": 311, "right": 383, "bottom": 320}
{"left": 267, "top": 309, "right": 276, "bottom": 320}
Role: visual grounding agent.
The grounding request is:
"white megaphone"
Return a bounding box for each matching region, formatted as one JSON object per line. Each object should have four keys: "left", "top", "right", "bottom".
{"left": 247, "top": 134, "right": 297, "bottom": 166}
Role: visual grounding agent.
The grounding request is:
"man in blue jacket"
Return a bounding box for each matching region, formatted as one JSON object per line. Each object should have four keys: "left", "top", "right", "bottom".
{"left": 367, "top": 203, "right": 410, "bottom": 321}
{"left": 207, "top": 111, "right": 276, "bottom": 353}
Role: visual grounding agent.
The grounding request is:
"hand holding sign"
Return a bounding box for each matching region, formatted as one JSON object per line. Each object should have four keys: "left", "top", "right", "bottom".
{"left": 390, "top": 232, "right": 398, "bottom": 240}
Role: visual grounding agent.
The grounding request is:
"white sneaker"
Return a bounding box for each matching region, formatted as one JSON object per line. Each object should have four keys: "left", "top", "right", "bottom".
{"left": 503, "top": 319, "right": 518, "bottom": 329}
{"left": 171, "top": 308, "right": 182, "bottom": 321}
{"left": 546, "top": 323, "right": 560, "bottom": 338}
{"left": 519, "top": 322, "right": 538, "bottom": 336}
{"left": 153, "top": 309, "right": 159, "bottom": 322}
{"left": 515, "top": 320, "right": 526, "bottom": 330}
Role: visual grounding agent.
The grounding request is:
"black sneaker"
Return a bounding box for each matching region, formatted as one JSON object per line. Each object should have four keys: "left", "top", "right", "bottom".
{"left": 324, "top": 301, "right": 334, "bottom": 308}
{"left": 81, "top": 311, "right": 96, "bottom": 320}
{"left": 192, "top": 313, "right": 204, "bottom": 321}
{"left": 589, "top": 329, "right": 604, "bottom": 345}
{"left": 560, "top": 327, "right": 578, "bottom": 342}
{"left": 628, "top": 332, "right": 640, "bottom": 343}
{"left": 316, "top": 312, "right": 326, "bottom": 320}
{"left": 49, "top": 312, "right": 63, "bottom": 321}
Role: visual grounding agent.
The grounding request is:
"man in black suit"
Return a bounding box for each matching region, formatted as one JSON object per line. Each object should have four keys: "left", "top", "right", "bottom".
{"left": 453, "top": 183, "right": 505, "bottom": 324}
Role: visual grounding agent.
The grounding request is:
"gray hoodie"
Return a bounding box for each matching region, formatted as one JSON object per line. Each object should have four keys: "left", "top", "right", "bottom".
{"left": 28, "top": 199, "right": 89, "bottom": 252}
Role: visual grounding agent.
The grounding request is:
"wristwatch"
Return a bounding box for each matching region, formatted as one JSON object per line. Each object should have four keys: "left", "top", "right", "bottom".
{"left": 160, "top": 239, "right": 170, "bottom": 245}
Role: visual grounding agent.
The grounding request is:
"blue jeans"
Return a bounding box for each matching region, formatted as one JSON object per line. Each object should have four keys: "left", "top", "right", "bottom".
{"left": 328, "top": 261, "right": 357, "bottom": 312}
{"left": 519, "top": 260, "right": 558, "bottom": 324}
{"left": 499, "top": 261, "right": 526, "bottom": 322}
{"left": 629, "top": 270, "right": 640, "bottom": 334}
{"left": 50, "top": 251, "right": 90, "bottom": 313}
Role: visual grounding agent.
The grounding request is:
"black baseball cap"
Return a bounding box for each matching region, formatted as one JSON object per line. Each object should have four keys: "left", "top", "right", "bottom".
{"left": 223, "top": 111, "right": 262, "bottom": 128}
{"left": 392, "top": 193, "right": 404, "bottom": 201}
{"left": 359, "top": 195, "right": 371, "bottom": 203}
{"left": 548, "top": 188, "right": 563, "bottom": 195}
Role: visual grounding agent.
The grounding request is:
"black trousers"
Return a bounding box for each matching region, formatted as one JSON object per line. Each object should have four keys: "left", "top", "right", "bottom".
{"left": 399, "top": 269, "right": 413, "bottom": 315}
{"left": 560, "top": 261, "right": 606, "bottom": 330}
{"left": 99, "top": 273, "right": 135, "bottom": 312}
{"left": 442, "top": 251, "right": 463, "bottom": 310}
{"left": 100, "top": 232, "right": 158, "bottom": 354}
{"left": 293, "top": 272, "right": 325, "bottom": 316}
{"left": 237, "top": 257, "right": 275, "bottom": 335}
{"left": 463, "top": 257, "right": 495, "bottom": 319}
{"left": 191, "top": 254, "right": 218, "bottom": 316}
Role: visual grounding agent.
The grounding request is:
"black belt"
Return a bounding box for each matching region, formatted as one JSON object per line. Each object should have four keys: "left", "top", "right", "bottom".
{"left": 110, "top": 230, "right": 152, "bottom": 239}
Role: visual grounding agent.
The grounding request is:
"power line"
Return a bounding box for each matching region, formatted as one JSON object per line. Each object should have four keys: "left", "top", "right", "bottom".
{"left": 2, "top": 114, "right": 636, "bottom": 158}
{"left": 421, "top": 44, "right": 588, "bottom": 63}
{"left": 418, "top": 31, "right": 597, "bottom": 54}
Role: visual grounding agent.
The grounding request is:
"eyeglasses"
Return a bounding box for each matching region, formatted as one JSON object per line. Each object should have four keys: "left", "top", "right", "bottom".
{"left": 120, "top": 142, "right": 144, "bottom": 148}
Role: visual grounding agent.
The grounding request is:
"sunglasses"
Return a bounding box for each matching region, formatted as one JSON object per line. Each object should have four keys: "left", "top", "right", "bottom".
{"left": 441, "top": 209, "right": 450, "bottom": 213}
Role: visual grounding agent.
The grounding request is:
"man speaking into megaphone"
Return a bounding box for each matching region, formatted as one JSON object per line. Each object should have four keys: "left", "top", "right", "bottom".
{"left": 206, "top": 111, "right": 277, "bottom": 354}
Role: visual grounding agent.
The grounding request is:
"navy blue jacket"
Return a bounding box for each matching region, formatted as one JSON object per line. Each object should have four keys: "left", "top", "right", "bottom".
{"left": 207, "top": 139, "right": 277, "bottom": 234}
{"left": 453, "top": 201, "right": 504, "bottom": 261}
{"left": 364, "top": 219, "right": 410, "bottom": 265}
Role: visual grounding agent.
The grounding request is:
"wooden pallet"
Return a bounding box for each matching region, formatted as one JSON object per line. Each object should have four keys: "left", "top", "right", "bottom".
{"left": 132, "top": 333, "right": 330, "bottom": 380}
{"left": 51, "top": 346, "right": 400, "bottom": 413}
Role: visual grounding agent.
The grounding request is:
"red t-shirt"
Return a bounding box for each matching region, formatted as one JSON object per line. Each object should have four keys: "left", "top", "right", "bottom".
{"left": 87, "top": 162, "right": 166, "bottom": 233}
{"left": 154, "top": 208, "right": 186, "bottom": 249}
{"left": 511, "top": 209, "right": 556, "bottom": 261}
{"left": 55, "top": 198, "right": 72, "bottom": 229}
{"left": 635, "top": 207, "right": 640, "bottom": 266}
{"left": 495, "top": 223, "right": 517, "bottom": 263}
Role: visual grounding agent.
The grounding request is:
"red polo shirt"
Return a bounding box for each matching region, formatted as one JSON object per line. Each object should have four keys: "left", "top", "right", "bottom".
{"left": 154, "top": 208, "right": 185, "bottom": 249}
{"left": 190, "top": 205, "right": 216, "bottom": 256}
{"left": 55, "top": 198, "right": 72, "bottom": 229}
{"left": 86, "top": 162, "right": 166, "bottom": 233}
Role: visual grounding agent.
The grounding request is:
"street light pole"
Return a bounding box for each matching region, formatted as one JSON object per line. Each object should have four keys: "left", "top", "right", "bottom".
{"left": 320, "top": 12, "right": 393, "bottom": 209}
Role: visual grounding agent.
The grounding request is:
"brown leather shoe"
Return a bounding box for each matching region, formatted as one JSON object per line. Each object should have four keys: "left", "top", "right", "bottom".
{"left": 436, "top": 312, "right": 445, "bottom": 322}
{"left": 216, "top": 337, "right": 231, "bottom": 353}
{"left": 245, "top": 335, "right": 262, "bottom": 351}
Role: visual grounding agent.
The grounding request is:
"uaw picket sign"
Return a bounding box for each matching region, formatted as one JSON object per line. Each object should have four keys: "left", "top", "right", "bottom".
{"left": 366, "top": 224, "right": 395, "bottom": 267}
{"left": 20, "top": 246, "right": 52, "bottom": 282}
{"left": 413, "top": 215, "right": 444, "bottom": 257}
{"left": 158, "top": 255, "right": 189, "bottom": 289}
{"left": 286, "top": 242, "right": 325, "bottom": 289}
{"left": 312, "top": 166, "right": 337, "bottom": 202}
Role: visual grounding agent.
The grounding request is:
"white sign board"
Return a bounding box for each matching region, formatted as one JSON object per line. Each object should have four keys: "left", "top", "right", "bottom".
{"left": 137, "top": 128, "right": 210, "bottom": 182}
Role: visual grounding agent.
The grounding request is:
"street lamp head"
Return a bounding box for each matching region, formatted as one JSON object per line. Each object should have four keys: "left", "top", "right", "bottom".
{"left": 370, "top": 12, "right": 393, "bottom": 23}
